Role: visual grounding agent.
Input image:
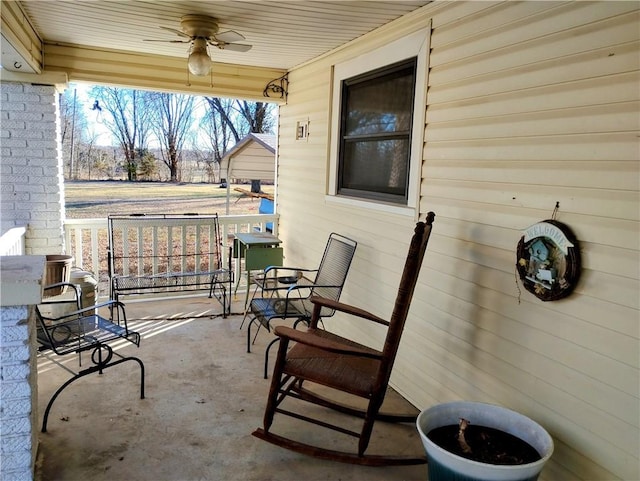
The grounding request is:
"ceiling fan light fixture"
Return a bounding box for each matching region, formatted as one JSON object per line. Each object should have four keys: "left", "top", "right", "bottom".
{"left": 188, "top": 39, "right": 211, "bottom": 76}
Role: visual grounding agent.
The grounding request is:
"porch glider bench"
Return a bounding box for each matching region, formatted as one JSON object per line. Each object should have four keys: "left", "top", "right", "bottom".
{"left": 107, "top": 213, "right": 233, "bottom": 316}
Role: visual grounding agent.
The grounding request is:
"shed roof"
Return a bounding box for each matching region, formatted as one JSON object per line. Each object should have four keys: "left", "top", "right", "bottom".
{"left": 224, "top": 133, "right": 276, "bottom": 159}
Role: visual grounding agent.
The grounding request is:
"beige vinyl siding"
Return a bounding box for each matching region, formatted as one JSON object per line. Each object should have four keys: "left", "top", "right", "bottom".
{"left": 276, "top": 1, "right": 639, "bottom": 480}
{"left": 421, "top": 2, "right": 639, "bottom": 478}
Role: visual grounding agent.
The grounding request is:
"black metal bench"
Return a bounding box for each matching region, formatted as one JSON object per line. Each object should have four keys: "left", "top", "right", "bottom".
{"left": 36, "top": 282, "right": 145, "bottom": 432}
{"left": 107, "top": 213, "right": 233, "bottom": 316}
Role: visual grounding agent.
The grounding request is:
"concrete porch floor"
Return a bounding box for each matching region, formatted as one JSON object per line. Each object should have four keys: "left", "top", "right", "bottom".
{"left": 35, "top": 295, "right": 429, "bottom": 481}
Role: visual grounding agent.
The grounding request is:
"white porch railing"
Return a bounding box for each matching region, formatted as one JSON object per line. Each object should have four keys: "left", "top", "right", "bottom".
{"left": 63, "top": 214, "right": 279, "bottom": 298}
{"left": 0, "top": 226, "right": 27, "bottom": 256}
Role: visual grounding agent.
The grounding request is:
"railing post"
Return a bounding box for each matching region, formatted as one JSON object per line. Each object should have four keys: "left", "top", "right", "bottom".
{"left": 0, "top": 226, "right": 27, "bottom": 256}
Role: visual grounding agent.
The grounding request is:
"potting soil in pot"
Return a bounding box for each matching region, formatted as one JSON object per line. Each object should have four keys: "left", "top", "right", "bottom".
{"left": 427, "top": 424, "right": 541, "bottom": 465}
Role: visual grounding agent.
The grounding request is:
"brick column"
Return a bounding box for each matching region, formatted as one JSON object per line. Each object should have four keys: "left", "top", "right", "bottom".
{"left": 1, "top": 78, "right": 67, "bottom": 481}
{"left": 0, "top": 256, "right": 45, "bottom": 481}
{"left": 1, "top": 81, "right": 65, "bottom": 255}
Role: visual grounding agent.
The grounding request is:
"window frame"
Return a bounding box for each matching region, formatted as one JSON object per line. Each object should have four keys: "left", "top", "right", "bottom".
{"left": 337, "top": 58, "right": 417, "bottom": 204}
{"left": 328, "top": 26, "right": 430, "bottom": 216}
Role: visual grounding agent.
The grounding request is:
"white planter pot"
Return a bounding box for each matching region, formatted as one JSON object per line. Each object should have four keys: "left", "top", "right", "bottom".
{"left": 416, "top": 401, "right": 554, "bottom": 481}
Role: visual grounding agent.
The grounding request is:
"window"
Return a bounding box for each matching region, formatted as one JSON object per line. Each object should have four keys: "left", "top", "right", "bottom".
{"left": 338, "top": 59, "right": 417, "bottom": 204}
{"left": 328, "top": 26, "right": 430, "bottom": 214}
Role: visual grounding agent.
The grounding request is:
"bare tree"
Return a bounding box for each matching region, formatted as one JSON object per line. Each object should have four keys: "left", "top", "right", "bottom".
{"left": 149, "top": 92, "right": 195, "bottom": 182}
{"left": 237, "top": 100, "right": 274, "bottom": 134}
{"left": 93, "top": 149, "right": 111, "bottom": 179}
{"left": 201, "top": 98, "right": 238, "bottom": 184}
{"left": 59, "top": 88, "right": 88, "bottom": 179}
{"left": 90, "top": 86, "right": 152, "bottom": 181}
{"left": 76, "top": 128, "right": 101, "bottom": 179}
{"left": 189, "top": 144, "right": 220, "bottom": 183}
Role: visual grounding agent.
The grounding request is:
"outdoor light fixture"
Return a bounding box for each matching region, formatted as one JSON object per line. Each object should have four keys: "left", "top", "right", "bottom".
{"left": 188, "top": 38, "right": 211, "bottom": 76}
{"left": 143, "top": 14, "right": 251, "bottom": 83}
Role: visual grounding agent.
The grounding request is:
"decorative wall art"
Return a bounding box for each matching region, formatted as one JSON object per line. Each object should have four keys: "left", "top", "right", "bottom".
{"left": 516, "top": 219, "right": 581, "bottom": 301}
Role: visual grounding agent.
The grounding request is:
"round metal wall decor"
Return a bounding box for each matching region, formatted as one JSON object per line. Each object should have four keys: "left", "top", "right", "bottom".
{"left": 516, "top": 220, "right": 581, "bottom": 301}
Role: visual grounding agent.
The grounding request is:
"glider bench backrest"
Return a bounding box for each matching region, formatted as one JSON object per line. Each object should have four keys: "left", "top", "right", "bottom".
{"left": 107, "top": 213, "right": 233, "bottom": 316}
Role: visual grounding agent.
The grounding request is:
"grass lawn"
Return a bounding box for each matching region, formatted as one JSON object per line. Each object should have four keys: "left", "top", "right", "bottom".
{"left": 64, "top": 180, "right": 274, "bottom": 218}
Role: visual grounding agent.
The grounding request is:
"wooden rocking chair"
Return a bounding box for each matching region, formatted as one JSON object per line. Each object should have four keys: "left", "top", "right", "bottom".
{"left": 252, "top": 212, "right": 435, "bottom": 466}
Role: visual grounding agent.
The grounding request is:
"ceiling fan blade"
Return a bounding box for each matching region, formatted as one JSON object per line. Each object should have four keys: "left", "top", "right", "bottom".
{"left": 215, "top": 30, "right": 245, "bottom": 43}
{"left": 159, "top": 26, "right": 192, "bottom": 39}
{"left": 143, "top": 39, "right": 190, "bottom": 43}
{"left": 220, "top": 43, "right": 253, "bottom": 52}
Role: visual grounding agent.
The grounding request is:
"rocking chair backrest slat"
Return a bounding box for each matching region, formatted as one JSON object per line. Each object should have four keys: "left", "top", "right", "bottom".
{"left": 379, "top": 212, "right": 435, "bottom": 383}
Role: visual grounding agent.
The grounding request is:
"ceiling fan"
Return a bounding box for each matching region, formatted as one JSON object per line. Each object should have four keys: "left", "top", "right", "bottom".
{"left": 144, "top": 14, "right": 252, "bottom": 76}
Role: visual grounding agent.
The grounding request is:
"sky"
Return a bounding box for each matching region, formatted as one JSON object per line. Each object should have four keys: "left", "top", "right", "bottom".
{"left": 70, "top": 82, "right": 115, "bottom": 146}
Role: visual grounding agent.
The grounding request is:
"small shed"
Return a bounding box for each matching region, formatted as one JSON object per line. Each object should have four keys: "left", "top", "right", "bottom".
{"left": 220, "top": 133, "right": 276, "bottom": 182}
{"left": 220, "top": 133, "right": 276, "bottom": 214}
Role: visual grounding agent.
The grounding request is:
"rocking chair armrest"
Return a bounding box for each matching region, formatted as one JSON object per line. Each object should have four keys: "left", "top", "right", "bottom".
{"left": 309, "top": 296, "right": 390, "bottom": 327}
{"left": 273, "top": 326, "right": 383, "bottom": 359}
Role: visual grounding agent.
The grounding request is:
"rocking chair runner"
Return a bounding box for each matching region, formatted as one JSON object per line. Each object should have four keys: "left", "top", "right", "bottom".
{"left": 252, "top": 212, "right": 435, "bottom": 466}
